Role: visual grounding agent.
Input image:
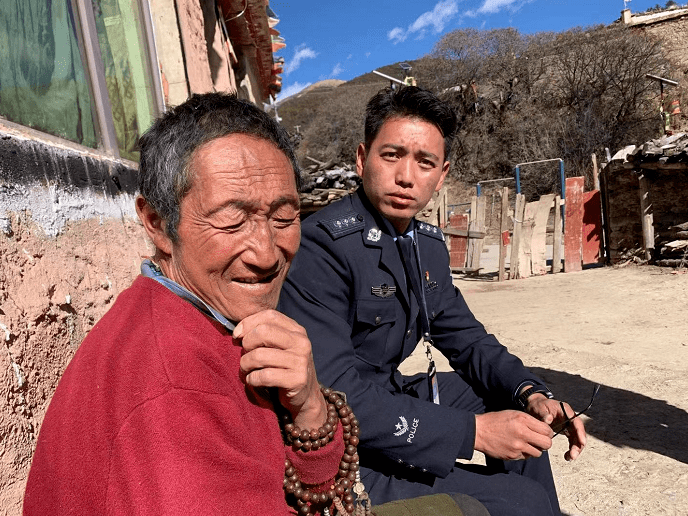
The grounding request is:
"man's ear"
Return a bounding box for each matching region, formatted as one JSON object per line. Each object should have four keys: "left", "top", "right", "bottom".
{"left": 435, "top": 161, "right": 451, "bottom": 192}
{"left": 356, "top": 143, "right": 367, "bottom": 179}
{"left": 135, "top": 196, "right": 173, "bottom": 256}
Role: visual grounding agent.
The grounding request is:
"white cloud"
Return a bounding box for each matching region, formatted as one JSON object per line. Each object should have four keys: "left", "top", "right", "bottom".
{"left": 388, "top": 0, "right": 460, "bottom": 44}
{"left": 330, "top": 63, "right": 344, "bottom": 78}
{"left": 388, "top": 27, "right": 407, "bottom": 44}
{"left": 466, "top": 0, "right": 531, "bottom": 17}
{"left": 276, "top": 81, "right": 311, "bottom": 101}
{"left": 286, "top": 44, "right": 318, "bottom": 76}
{"left": 365, "top": 52, "right": 371, "bottom": 58}
{"left": 347, "top": 54, "right": 353, "bottom": 60}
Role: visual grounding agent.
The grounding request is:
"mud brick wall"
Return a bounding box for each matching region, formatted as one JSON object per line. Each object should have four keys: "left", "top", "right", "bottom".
{"left": 0, "top": 131, "right": 151, "bottom": 514}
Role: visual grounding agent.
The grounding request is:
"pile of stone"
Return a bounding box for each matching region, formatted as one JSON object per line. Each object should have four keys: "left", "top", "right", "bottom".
{"left": 657, "top": 221, "right": 688, "bottom": 267}
{"left": 299, "top": 159, "right": 361, "bottom": 214}
{"left": 625, "top": 132, "right": 688, "bottom": 165}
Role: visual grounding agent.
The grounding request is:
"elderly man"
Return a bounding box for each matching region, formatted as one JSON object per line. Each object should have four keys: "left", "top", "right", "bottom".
{"left": 280, "top": 86, "right": 587, "bottom": 516}
{"left": 23, "top": 93, "right": 349, "bottom": 515}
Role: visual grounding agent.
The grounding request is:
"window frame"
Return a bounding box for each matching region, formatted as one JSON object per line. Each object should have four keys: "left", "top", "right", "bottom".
{"left": 67, "top": 0, "right": 164, "bottom": 159}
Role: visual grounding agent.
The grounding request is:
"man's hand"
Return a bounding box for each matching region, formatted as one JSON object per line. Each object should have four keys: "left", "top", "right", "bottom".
{"left": 526, "top": 394, "right": 587, "bottom": 461}
{"left": 234, "top": 310, "right": 326, "bottom": 431}
{"left": 474, "top": 410, "right": 553, "bottom": 460}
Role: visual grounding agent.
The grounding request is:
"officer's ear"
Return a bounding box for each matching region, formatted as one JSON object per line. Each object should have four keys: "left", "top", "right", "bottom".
{"left": 435, "top": 160, "right": 450, "bottom": 193}
{"left": 356, "top": 143, "right": 367, "bottom": 179}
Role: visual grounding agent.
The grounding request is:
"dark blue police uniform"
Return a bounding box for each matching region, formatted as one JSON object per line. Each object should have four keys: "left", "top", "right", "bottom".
{"left": 280, "top": 190, "right": 560, "bottom": 516}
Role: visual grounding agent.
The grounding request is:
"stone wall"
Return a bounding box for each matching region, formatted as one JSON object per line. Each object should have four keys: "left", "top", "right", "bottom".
{"left": 627, "top": 9, "right": 688, "bottom": 132}
{"left": 603, "top": 165, "right": 688, "bottom": 261}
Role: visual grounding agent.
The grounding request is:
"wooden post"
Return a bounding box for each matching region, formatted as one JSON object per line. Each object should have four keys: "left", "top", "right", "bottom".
{"left": 592, "top": 153, "right": 600, "bottom": 191}
{"left": 638, "top": 173, "right": 654, "bottom": 261}
{"left": 509, "top": 194, "right": 525, "bottom": 279}
{"left": 498, "top": 187, "right": 509, "bottom": 281}
{"left": 531, "top": 194, "right": 556, "bottom": 275}
{"left": 468, "top": 196, "right": 487, "bottom": 270}
{"left": 552, "top": 196, "right": 563, "bottom": 273}
{"left": 518, "top": 201, "right": 538, "bottom": 278}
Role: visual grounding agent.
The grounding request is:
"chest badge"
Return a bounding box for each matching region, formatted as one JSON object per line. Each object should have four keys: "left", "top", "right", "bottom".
{"left": 372, "top": 284, "right": 396, "bottom": 298}
{"left": 367, "top": 227, "right": 382, "bottom": 242}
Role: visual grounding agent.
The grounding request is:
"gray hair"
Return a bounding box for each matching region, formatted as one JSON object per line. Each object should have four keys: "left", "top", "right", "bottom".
{"left": 138, "top": 92, "right": 301, "bottom": 241}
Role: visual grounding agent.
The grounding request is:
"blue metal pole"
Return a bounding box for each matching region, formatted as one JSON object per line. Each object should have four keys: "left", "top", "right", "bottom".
{"left": 476, "top": 182, "right": 482, "bottom": 197}
{"left": 515, "top": 166, "right": 521, "bottom": 194}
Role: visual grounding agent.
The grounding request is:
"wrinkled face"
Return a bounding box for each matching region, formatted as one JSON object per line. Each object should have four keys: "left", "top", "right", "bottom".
{"left": 357, "top": 116, "right": 449, "bottom": 234}
{"left": 164, "top": 134, "right": 300, "bottom": 322}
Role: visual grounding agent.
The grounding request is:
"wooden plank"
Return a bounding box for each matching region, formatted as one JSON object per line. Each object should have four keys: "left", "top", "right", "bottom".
{"left": 564, "top": 177, "right": 585, "bottom": 272}
{"left": 448, "top": 213, "right": 470, "bottom": 268}
{"left": 437, "top": 187, "right": 448, "bottom": 228}
{"left": 638, "top": 173, "right": 654, "bottom": 261}
{"left": 466, "top": 197, "right": 478, "bottom": 268}
{"left": 498, "top": 187, "right": 509, "bottom": 281}
{"left": 442, "top": 228, "right": 486, "bottom": 238}
{"left": 469, "top": 196, "right": 487, "bottom": 269}
{"left": 592, "top": 153, "right": 600, "bottom": 190}
{"left": 531, "top": 194, "right": 555, "bottom": 275}
{"left": 582, "top": 190, "right": 602, "bottom": 264}
{"left": 552, "top": 195, "right": 563, "bottom": 273}
{"left": 517, "top": 201, "right": 538, "bottom": 278}
{"left": 509, "top": 194, "right": 525, "bottom": 279}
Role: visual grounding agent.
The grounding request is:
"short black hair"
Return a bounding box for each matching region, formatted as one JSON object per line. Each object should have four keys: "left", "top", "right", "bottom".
{"left": 364, "top": 86, "right": 458, "bottom": 160}
{"left": 138, "top": 92, "right": 300, "bottom": 242}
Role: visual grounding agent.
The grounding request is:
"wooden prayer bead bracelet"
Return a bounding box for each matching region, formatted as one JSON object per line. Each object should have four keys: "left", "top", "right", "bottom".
{"left": 280, "top": 386, "right": 368, "bottom": 515}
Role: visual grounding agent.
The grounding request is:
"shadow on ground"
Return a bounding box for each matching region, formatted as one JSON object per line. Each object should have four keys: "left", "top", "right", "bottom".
{"left": 531, "top": 367, "right": 688, "bottom": 465}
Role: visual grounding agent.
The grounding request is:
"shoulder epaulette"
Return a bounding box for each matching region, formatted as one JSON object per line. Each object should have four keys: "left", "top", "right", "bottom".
{"left": 319, "top": 212, "right": 365, "bottom": 240}
{"left": 416, "top": 221, "right": 445, "bottom": 241}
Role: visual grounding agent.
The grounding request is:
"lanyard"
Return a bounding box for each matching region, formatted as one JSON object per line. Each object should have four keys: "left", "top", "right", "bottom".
{"left": 397, "top": 231, "right": 440, "bottom": 405}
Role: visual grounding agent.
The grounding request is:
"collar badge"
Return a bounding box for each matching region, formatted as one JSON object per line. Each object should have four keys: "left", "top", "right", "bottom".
{"left": 367, "top": 227, "right": 382, "bottom": 242}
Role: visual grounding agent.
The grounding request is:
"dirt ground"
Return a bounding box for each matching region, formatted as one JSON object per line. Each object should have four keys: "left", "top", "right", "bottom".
{"left": 401, "top": 264, "right": 688, "bottom": 516}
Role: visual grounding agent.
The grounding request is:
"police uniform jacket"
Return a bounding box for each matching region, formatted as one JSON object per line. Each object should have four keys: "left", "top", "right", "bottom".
{"left": 280, "top": 189, "right": 545, "bottom": 479}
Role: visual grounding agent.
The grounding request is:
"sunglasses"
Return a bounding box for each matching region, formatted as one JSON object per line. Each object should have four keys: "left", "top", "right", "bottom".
{"left": 552, "top": 383, "right": 601, "bottom": 437}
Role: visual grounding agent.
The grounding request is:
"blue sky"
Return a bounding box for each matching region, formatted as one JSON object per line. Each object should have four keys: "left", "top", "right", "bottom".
{"left": 270, "top": 0, "right": 678, "bottom": 100}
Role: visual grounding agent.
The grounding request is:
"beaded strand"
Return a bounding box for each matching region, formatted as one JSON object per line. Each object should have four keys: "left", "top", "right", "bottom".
{"left": 280, "top": 386, "right": 364, "bottom": 515}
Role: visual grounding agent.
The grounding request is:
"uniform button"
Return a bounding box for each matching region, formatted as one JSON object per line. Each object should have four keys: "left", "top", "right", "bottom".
{"left": 406, "top": 329, "right": 413, "bottom": 338}
{"left": 357, "top": 214, "right": 364, "bottom": 221}
{"left": 375, "top": 316, "right": 382, "bottom": 325}
{"left": 421, "top": 468, "right": 427, "bottom": 473}
{"left": 431, "top": 311, "right": 436, "bottom": 318}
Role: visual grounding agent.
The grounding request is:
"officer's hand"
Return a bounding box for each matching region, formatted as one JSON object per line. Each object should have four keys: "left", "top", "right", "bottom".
{"left": 235, "top": 310, "right": 326, "bottom": 431}
{"left": 527, "top": 395, "right": 587, "bottom": 461}
{"left": 474, "top": 410, "right": 553, "bottom": 460}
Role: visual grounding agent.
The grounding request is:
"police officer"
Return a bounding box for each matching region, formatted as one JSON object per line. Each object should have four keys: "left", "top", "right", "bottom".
{"left": 279, "top": 86, "right": 586, "bottom": 516}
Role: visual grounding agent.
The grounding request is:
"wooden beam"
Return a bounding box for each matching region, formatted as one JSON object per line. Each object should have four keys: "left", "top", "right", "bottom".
{"left": 531, "top": 194, "right": 555, "bottom": 275}
{"left": 638, "top": 173, "right": 654, "bottom": 261}
{"left": 442, "top": 228, "right": 486, "bottom": 238}
{"left": 509, "top": 194, "right": 525, "bottom": 279}
{"left": 552, "top": 195, "right": 563, "bottom": 273}
{"left": 592, "top": 153, "right": 600, "bottom": 190}
{"left": 498, "top": 187, "right": 509, "bottom": 281}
